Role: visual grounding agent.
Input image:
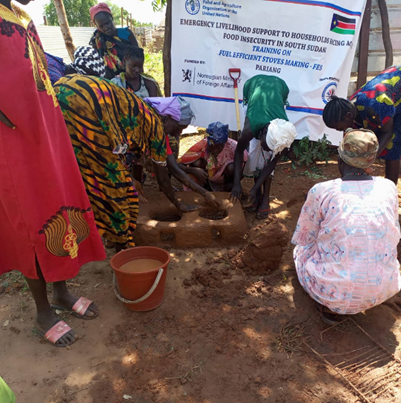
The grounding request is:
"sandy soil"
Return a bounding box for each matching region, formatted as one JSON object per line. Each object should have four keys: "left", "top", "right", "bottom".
{"left": 2, "top": 148, "right": 401, "bottom": 403}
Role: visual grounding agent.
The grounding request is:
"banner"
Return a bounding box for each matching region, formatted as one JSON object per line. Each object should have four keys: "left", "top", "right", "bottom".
{"left": 171, "top": 0, "right": 367, "bottom": 145}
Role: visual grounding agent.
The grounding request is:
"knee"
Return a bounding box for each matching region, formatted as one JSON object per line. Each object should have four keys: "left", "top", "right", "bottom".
{"left": 191, "top": 159, "right": 206, "bottom": 169}
{"left": 224, "top": 162, "right": 234, "bottom": 178}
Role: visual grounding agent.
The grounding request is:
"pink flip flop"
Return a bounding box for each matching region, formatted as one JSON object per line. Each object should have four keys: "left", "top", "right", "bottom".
{"left": 51, "top": 297, "right": 98, "bottom": 320}
{"left": 36, "top": 320, "right": 76, "bottom": 347}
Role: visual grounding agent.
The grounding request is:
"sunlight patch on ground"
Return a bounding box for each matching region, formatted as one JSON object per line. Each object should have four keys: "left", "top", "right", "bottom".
{"left": 122, "top": 352, "right": 139, "bottom": 367}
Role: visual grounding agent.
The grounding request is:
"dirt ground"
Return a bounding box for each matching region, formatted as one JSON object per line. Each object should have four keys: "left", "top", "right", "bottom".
{"left": 2, "top": 138, "right": 401, "bottom": 403}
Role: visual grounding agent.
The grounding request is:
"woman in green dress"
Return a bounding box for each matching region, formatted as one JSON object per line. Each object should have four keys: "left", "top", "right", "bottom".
{"left": 231, "top": 75, "right": 297, "bottom": 219}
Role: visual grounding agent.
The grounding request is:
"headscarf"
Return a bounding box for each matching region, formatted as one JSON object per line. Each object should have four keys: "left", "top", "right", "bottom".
{"left": 338, "top": 128, "right": 378, "bottom": 168}
{"left": 90, "top": 2, "right": 112, "bottom": 22}
{"left": 144, "top": 97, "right": 181, "bottom": 122}
{"left": 265, "top": 119, "right": 297, "bottom": 157}
{"left": 70, "top": 46, "right": 106, "bottom": 77}
{"left": 206, "top": 122, "right": 229, "bottom": 145}
{"left": 177, "top": 96, "right": 195, "bottom": 125}
{"left": 243, "top": 75, "right": 290, "bottom": 138}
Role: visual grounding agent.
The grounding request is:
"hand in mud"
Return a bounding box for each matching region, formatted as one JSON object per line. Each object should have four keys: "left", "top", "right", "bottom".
{"left": 177, "top": 202, "right": 200, "bottom": 213}
{"left": 204, "top": 192, "right": 220, "bottom": 209}
{"left": 230, "top": 184, "right": 242, "bottom": 203}
{"left": 134, "top": 180, "right": 148, "bottom": 204}
{"left": 191, "top": 167, "right": 208, "bottom": 185}
{"left": 0, "top": 110, "right": 15, "bottom": 129}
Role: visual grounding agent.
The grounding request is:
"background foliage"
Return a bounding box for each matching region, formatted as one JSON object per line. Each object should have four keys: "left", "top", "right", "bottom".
{"left": 44, "top": 0, "right": 156, "bottom": 27}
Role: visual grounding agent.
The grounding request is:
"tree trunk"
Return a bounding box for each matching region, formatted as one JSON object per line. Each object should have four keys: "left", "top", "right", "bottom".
{"left": 52, "top": 0, "right": 75, "bottom": 61}
{"left": 357, "top": 0, "right": 371, "bottom": 88}
{"left": 378, "top": 0, "right": 393, "bottom": 68}
{"left": 163, "top": 0, "right": 172, "bottom": 96}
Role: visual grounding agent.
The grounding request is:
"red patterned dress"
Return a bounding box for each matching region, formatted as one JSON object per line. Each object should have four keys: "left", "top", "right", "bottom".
{"left": 0, "top": 3, "right": 106, "bottom": 282}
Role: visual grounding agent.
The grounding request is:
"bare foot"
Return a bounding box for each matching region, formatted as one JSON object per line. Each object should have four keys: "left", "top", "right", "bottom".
{"left": 35, "top": 309, "right": 77, "bottom": 346}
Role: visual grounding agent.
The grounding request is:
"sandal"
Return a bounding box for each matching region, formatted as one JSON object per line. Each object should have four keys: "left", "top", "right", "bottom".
{"left": 245, "top": 203, "right": 260, "bottom": 213}
{"left": 36, "top": 320, "right": 76, "bottom": 347}
{"left": 256, "top": 208, "right": 271, "bottom": 220}
{"left": 51, "top": 297, "right": 99, "bottom": 320}
{"left": 316, "top": 303, "right": 345, "bottom": 325}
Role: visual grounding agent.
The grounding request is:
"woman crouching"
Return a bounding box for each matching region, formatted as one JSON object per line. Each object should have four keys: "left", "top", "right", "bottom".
{"left": 292, "top": 129, "right": 401, "bottom": 324}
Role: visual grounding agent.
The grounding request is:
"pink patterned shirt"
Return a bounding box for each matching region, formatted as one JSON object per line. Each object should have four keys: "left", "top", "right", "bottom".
{"left": 292, "top": 177, "right": 401, "bottom": 315}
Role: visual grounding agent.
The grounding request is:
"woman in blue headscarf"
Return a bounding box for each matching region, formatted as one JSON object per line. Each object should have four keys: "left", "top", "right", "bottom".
{"left": 179, "top": 122, "right": 248, "bottom": 192}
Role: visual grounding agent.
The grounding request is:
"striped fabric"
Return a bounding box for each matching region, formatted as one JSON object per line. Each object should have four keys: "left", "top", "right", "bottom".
{"left": 54, "top": 75, "right": 167, "bottom": 247}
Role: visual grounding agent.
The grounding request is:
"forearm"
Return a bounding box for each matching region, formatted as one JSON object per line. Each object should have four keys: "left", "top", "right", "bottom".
{"left": 131, "top": 164, "right": 143, "bottom": 182}
{"left": 233, "top": 148, "right": 244, "bottom": 186}
{"left": 253, "top": 155, "right": 280, "bottom": 191}
{"left": 377, "top": 130, "right": 394, "bottom": 155}
{"left": 178, "top": 163, "right": 194, "bottom": 175}
{"left": 154, "top": 163, "right": 180, "bottom": 206}
{"left": 168, "top": 159, "right": 207, "bottom": 196}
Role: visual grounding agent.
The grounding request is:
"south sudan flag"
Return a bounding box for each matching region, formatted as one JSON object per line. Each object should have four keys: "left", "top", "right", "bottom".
{"left": 330, "top": 14, "right": 356, "bottom": 35}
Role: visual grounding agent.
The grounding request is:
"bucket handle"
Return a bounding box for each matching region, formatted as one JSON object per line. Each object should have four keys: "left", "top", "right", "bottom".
{"left": 113, "top": 268, "right": 164, "bottom": 304}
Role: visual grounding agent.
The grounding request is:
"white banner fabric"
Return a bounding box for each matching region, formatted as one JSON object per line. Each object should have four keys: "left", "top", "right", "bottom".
{"left": 171, "top": 0, "right": 367, "bottom": 145}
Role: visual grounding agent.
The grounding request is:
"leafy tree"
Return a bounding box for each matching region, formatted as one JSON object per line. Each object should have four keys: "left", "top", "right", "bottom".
{"left": 45, "top": 0, "right": 154, "bottom": 28}
{"left": 44, "top": 0, "right": 96, "bottom": 27}
{"left": 105, "top": 0, "right": 128, "bottom": 22}
{"left": 142, "top": 0, "right": 167, "bottom": 12}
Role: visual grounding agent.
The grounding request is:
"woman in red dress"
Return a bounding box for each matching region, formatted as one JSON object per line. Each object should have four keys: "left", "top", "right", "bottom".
{"left": 0, "top": 0, "right": 106, "bottom": 346}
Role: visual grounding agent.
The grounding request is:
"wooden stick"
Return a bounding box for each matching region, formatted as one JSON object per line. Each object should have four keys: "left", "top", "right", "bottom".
{"left": 357, "top": 0, "right": 372, "bottom": 88}
{"left": 304, "top": 340, "right": 372, "bottom": 403}
{"left": 351, "top": 319, "right": 401, "bottom": 362}
{"left": 68, "top": 386, "right": 91, "bottom": 396}
{"left": 341, "top": 352, "right": 388, "bottom": 371}
{"left": 336, "top": 347, "right": 379, "bottom": 367}
{"left": 378, "top": 0, "right": 393, "bottom": 68}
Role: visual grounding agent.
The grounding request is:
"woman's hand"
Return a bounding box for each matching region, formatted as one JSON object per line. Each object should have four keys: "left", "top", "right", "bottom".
{"left": 176, "top": 202, "right": 200, "bottom": 213}
{"left": 190, "top": 167, "right": 209, "bottom": 185}
{"left": 133, "top": 180, "right": 148, "bottom": 204}
{"left": 230, "top": 184, "right": 243, "bottom": 202}
{"left": 0, "top": 110, "right": 15, "bottom": 129}
{"left": 204, "top": 192, "right": 220, "bottom": 209}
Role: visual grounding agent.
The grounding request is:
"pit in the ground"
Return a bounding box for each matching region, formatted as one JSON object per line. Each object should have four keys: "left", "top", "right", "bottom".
{"left": 151, "top": 213, "right": 182, "bottom": 222}
{"left": 199, "top": 208, "right": 228, "bottom": 221}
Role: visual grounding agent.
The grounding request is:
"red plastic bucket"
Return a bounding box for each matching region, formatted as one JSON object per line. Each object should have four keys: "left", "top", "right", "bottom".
{"left": 110, "top": 247, "right": 170, "bottom": 312}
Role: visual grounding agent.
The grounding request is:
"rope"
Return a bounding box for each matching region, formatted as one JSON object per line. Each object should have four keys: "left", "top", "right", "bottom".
{"left": 113, "top": 268, "right": 164, "bottom": 304}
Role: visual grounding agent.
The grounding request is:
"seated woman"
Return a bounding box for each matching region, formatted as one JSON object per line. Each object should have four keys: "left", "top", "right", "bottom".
{"left": 292, "top": 129, "right": 401, "bottom": 325}
{"left": 45, "top": 46, "right": 106, "bottom": 85}
{"left": 112, "top": 46, "right": 161, "bottom": 97}
{"left": 54, "top": 77, "right": 218, "bottom": 250}
{"left": 89, "top": 2, "right": 139, "bottom": 79}
{"left": 179, "top": 121, "right": 248, "bottom": 192}
{"left": 230, "top": 75, "right": 297, "bottom": 219}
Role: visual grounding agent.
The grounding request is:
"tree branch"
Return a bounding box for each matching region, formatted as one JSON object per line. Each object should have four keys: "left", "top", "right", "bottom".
{"left": 378, "top": 0, "right": 393, "bottom": 68}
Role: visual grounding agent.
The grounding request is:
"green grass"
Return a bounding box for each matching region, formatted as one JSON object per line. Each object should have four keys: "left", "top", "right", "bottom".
{"left": 1, "top": 271, "right": 29, "bottom": 293}
{"left": 144, "top": 49, "right": 164, "bottom": 95}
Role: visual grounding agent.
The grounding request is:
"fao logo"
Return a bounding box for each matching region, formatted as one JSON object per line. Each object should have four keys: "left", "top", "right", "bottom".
{"left": 322, "top": 82, "right": 337, "bottom": 104}
{"left": 185, "top": 0, "right": 200, "bottom": 15}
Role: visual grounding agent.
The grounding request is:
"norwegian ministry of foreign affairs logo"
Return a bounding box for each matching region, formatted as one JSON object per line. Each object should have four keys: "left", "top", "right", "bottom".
{"left": 182, "top": 69, "right": 192, "bottom": 83}
{"left": 185, "top": 0, "right": 200, "bottom": 15}
{"left": 322, "top": 82, "right": 337, "bottom": 104}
